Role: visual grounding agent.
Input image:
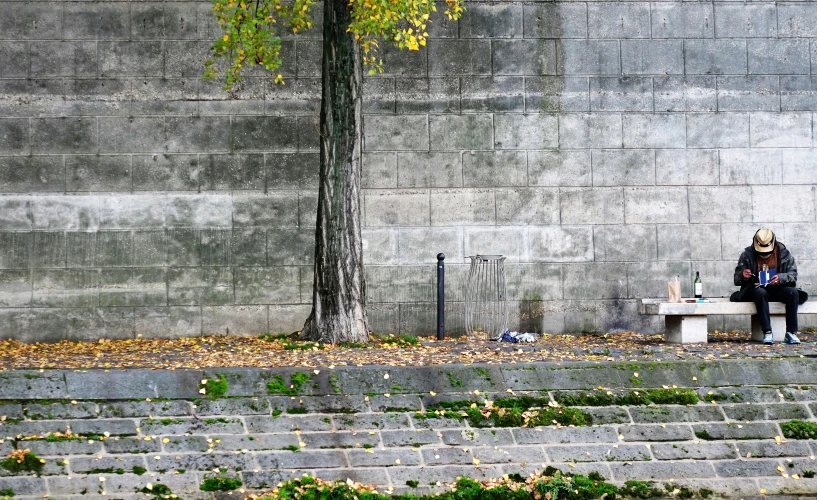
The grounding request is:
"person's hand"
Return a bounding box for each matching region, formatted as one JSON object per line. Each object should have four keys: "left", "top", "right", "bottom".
{"left": 742, "top": 269, "right": 753, "bottom": 279}
{"left": 770, "top": 275, "right": 780, "bottom": 285}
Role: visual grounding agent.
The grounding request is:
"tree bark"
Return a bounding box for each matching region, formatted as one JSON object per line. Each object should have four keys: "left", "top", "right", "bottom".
{"left": 300, "top": 0, "right": 369, "bottom": 343}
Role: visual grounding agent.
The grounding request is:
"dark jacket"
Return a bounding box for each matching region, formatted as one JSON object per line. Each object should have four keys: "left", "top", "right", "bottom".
{"left": 731, "top": 242, "right": 805, "bottom": 302}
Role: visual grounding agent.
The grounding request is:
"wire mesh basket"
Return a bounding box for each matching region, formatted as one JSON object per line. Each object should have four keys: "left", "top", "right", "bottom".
{"left": 464, "top": 255, "right": 508, "bottom": 340}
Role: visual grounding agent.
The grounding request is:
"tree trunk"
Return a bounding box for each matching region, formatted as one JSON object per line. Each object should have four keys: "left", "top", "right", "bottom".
{"left": 300, "top": 0, "right": 369, "bottom": 343}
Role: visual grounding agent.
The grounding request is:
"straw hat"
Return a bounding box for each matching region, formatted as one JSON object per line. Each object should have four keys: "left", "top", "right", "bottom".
{"left": 753, "top": 228, "right": 776, "bottom": 254}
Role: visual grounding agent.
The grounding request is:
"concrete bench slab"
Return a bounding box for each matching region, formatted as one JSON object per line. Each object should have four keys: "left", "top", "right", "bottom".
{"left": 639, "top": 298, "right": 817, "bottom": 344}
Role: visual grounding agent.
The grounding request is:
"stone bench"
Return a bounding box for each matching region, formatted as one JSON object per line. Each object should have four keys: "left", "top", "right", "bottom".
{"left": 638, "top": 297, "right": 817, "bottom": 344}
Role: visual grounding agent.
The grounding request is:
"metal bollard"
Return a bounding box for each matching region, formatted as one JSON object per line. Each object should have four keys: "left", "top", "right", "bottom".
{"left": 437, "top": 253, "right": 445, "bottom": 340}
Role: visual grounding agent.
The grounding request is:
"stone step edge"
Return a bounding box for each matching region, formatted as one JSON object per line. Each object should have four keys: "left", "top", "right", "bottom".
{"left": 2, "top": 357, "right": 817, "bottom": 400}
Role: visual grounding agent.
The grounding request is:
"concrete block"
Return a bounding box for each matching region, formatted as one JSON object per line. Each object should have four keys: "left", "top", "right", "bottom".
{"left": 459, "top": 4, "right": 522, "bottom": 38}
{"left": 778, "top": 4, "right": 817, "bottom": 37}
{"left": 61, "top": 78, "right": 130, "bottom": 117}
{"left": 781, "top": 76, "right": 817, "bottom": 111}
{"left": 588, "top": 3, "right": 650, "bottom": 38}
{"left": 32, "top": 231, "right": 67, "bottom": 268}
{"left": 132, "top": 230, "right": 165, "bottom": 266}
{"left": 492, "top": 40, "right": 557, "bottom": 76}
{"left": 167, "top": 267, "right": 233, "bottom": 306}
{"left": 98, "top": 268, "right": 166, "bottom": 307}
{"left": 296, "top": 39, "right": 322, "bottom": 77}
{"left": 684, "top": 40, "right": 747, "bottom": 75}
{"left": 717, "top": 76, "right": 780, "bottom": 112}
{"left": 461, "top": 76, "right": 524, "bottom": 112}
{"left": 231, "top": 116, "right": 298, "bottom": 152}
{"left": 623, "top": 113, "right": 686, "bottom": 148}
{"left": 749, "top": 40, "right": 810, "bottom": 75}
{"left": 202, "top": 305, "right": 267, "bottom": 335}
{"left": 559, "top": 113, "right": 622, "bottom": 148}
{"left": 66, "top": 155, "right": 131, "bottom": 192}
{"left": 65, "top": 231, "right": 96, "bottom": 268}
{"left": 655, "top": 80, "right": 716, "bottom": 117}
{"left": 231, "top": 228, "right": 266, "bottom": 266}
{"left": 31, "top": 117, "right": 96, "bottom": 154}
{"left": 364, "top": 115, "right": 429, "bottom": 151}
{"left": 429, "top": 114, "right": 493, "bottom": 150}
{"left": 496, "top": 187, "right": 559, "bottom": 225}
{"left": 428, "top": 40, "right": 491, "bottom": 76}
{"left": 463, "top": 151, "right": 526, "bottom": 187}
{"left": 715, "top": 4, "right": 777, "bottom": 38}
{"left": 720, "top": 149, "right": 782, "bottom": 185}
{"left": 163, "top": 40, "right": 216, "bottom": 78}
{"left": 559, "top": 40, "right": 621, "bottom": 75}
{"left": 0, "top": 156, "right": 65, "bottom": 193}
{"left": 687, "top": 112, "right": 749, "bottom": 148}
{"left": 363, "top": 78, "right": 395, "bottom": 114}
{"left": 130, "top": 2, "right": 197, "bottom": 39}
{"left": 0, "top": 198, "right": 33, "bottom": 231}
{"left": 362, "top": 228, "right": 398, "bottom": 265}
{"left": 652, "top": 3, "right": 714, "bottom": 38}
{"left": 201, "top": 154, "right": 265, "bottom": 191}
{"left": 131, "top": 77, "right": 201, "bottom": 115}
{"left": 429, "top": 188, "right": 495, "bottom": 226}
{"left": 624, "top": 187, "right": 689, "bottom": 224}
{"left": 0, "top": 232, "right": 31, "bottom": 269}
{"left": 266, "top": 77, "right": 321, "bottom": 114}
{"left": 689, "top": 187, "right": 753, "bottom": 223}
{"left": 657, "top": 224, "right": 722, "bottom": 262}
{"left": 397, "top": 152, "right": 461, "bottom": 188}
{"left": 504, "top": 263, "right": 562, "bottom": 302}
{"left": 628, "top": 261, "right": 692, "bottom": 299}
{"left": 0, "top": 307, "right": 134, "bottom": 342}
{"left": 592, "top": 150, "right": 655, "bottom": 186}
{"left": 463, "top": 227, "right": 528, "bottom": 262}
{"left": 563, "top": 263, "right": 627, "bottom": 300}
{"left": 96, "top": 230, "right": 132, "bottom": 266}
{"left": 656, "top": 149, "right": 719, "bottom": 186}
{"left": 525, "top": 77, "right": 589, "bottom": 112}
{"left": 523, "top": 3, "right": 587, "bottom": 38}
{"left": 235, "top": 267, "right": 299, "bottom": 304}
{"left": 199, "top": 228, "right": 232, "bottom": 266}
{"left": 31, "top": 196, "right": 99, "bottom": 231}
{"left": 267, "top": 228, "right": 315, "bottom": 266}
{"left": 362, "top": 152, "right": 398, "bottom": 189}
{"left": 165, "top": 116, "right": 231, "bottom": 153}
{"left": 529, "top": 226, "right": 593, "bottom": 263}
{"left": 395, "top": 77, "right": 460, "bottom": 114}
{"left": 134, "top": 306, "right": 201, "bottom": 338}
{"left": 610, "top": 461, "right": 716, "bottom": 480}
{"left": 99, "top": 195, "right": 165, "bottom": 229}
{"left": 97, "top": 117, "right": 164, "bottom": 153}
{"left": 232, "top": 193, "right": 298, "bottom": 227}
{"left": 595, "top": 224, "right": 657, "bottom": 262}
{"left": 0, "top": 3, "right": 62, "bottom": 40}
{"left": 63, "top": 2, "right": 129, "bottom": 39}
{"left": 365, "top": 189, "right": 430, "bottom": 226}
{"left": 560, "top": 187, "right": 624, "bottom": 224}
{"left": 0, "top": 270, "right": 31, "bottom": 307}
{"left": 783, "top": 149, "right": 817, "bottom": 184}
{"left": 528, "top": 150, "right": 591, "bottom": 187}
{"left": 750, "top": 113, "right": 812, "bottom": 148}
{"left": 298, "top": 190, "right": 318, "bottom": 227}
{"left": 621, "top": 40, "right": 684, "bottom": 75}
{"left": 99, "top": 41, "right": 163, "bottom": 77}
{"left": 29, "top": 41, "right": 97, "bottom": 77}
{"left": 494, "top": 113, "right": 557, "bottom": 150}
{"left": 752, "top": 186, "right": 815, "bottom": 223}
{"left": 0, "top": 42, "right": 30, "bottom": 78}
{"left": 133, "top": 154, "right": 200, "bottom": 191}
{"left": 398, "top": 227, "right": 462, "bottom": 264}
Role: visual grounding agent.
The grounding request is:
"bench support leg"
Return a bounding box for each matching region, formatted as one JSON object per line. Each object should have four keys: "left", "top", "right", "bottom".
{"left": 664, "top": 316, "right": 708, "bottom": 343}
{"left": 751, "top": 315, "right": 786, "bottom": 342}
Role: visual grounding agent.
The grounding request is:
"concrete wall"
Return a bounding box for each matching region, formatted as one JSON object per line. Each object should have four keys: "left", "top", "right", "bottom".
{"left": 0, "top": 0, "right": 816, "bottom": 340}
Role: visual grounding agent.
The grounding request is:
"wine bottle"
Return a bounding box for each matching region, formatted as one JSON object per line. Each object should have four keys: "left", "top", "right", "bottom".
{"left": 694, "top": 271, "right": 703, "bottom": 299}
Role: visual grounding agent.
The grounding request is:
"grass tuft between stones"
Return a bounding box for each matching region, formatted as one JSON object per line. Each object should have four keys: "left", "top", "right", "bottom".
{"left": 780, "top": 419, "right": 817, "bottom": 439}
{"left": 201, "top": 374, "right": 229, "bottom": 399}
{"left": 200, "top": 476, "right": 243, "bottom": 492}
{"left": 267, "top": 372, "right": 312, "bottom": 396}
{"left": 423, "top": 396, "right": 591, "bottom": 428}
{"left": 555, "top": 389, "right": 698, "bottom": 407}
{"left": 1, "top": 450, "right": 44, "bottom": 475}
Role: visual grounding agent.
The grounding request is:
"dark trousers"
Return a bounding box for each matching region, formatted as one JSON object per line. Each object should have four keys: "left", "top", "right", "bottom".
{"left": 742, "top": 286, "right": 799, "bottom": 333}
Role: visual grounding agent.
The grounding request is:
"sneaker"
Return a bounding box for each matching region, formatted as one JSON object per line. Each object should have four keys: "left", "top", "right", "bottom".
{"left": 762, "top": 332, "right": 774, "bottom": 345}
{"left": 785, "top": 332, "right": 801, "bottom": 344}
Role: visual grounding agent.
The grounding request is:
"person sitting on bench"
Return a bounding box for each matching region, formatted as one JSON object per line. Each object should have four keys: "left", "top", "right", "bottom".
{"left": 731, "top": 228, "right": 802, "bottom": 345}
